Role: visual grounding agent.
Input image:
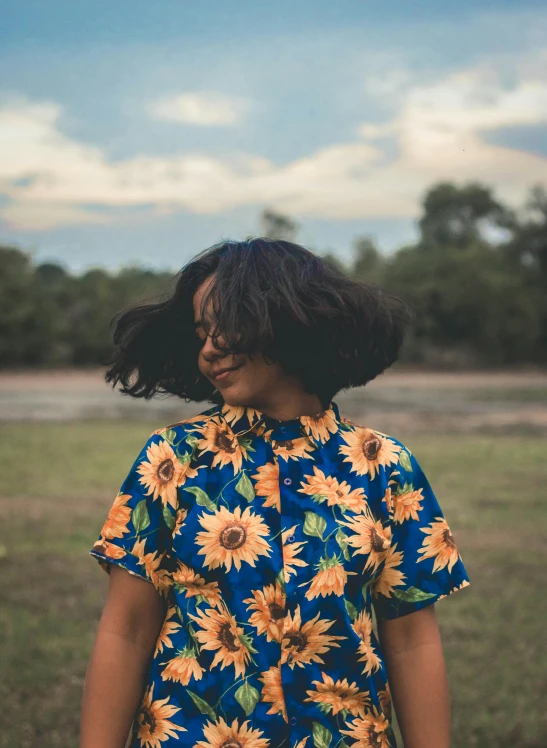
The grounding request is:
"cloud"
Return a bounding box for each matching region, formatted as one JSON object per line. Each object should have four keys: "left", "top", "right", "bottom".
{"left": 357, "top": 56, "right": 547, "bottom": 208}
{"left": 0, "top": 200, "right": 116, "bottom": 231}
{"left": 1, "top": 53, "right": 546, "bottom": 230}
{"left": 148, "top": 91, "right": 249, "bottom": 126}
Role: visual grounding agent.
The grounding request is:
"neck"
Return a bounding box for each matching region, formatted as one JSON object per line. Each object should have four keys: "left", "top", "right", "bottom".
{"left": 242, "top": 392, "right": 326, "bottom": 422}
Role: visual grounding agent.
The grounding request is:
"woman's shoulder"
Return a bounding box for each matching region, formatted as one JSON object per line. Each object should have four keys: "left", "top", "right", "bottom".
{"left": 340, "top": 414, "right": 409, "bottom": 450}
{"left": 339, "top": 414, "right": 413, "bottom": 470}
{"left": 150, "top": 404, "right": 220, "bottom": 439}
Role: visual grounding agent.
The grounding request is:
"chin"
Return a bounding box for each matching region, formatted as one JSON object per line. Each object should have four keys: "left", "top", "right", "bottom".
{"left": 218, "top": 385, "right": 251, "bottom": 407}
{"left": 218, "top": 389, "right": 242, "bottom": 403}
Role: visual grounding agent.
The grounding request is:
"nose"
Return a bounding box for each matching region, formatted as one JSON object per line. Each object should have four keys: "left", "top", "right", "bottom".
{"left": 201, "top": 331, "right": 230, "bottom": 361}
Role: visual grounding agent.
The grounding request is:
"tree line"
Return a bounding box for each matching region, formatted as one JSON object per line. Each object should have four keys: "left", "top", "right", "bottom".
{"left": 1, "top": 181, "right": 546, "bottom": 368}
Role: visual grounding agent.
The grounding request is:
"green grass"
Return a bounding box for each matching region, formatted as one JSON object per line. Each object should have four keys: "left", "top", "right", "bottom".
{"left": 1, "top": 422, "right": 546, "bottom": 747}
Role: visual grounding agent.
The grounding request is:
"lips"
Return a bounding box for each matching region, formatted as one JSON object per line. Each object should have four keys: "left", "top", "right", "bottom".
{"left": 212, "top": 363, "right": 243, "bottom": 378}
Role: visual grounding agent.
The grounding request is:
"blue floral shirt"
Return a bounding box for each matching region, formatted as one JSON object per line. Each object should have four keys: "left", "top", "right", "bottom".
{"left": 91, "top": 399, "right": 470, "bottom": 748}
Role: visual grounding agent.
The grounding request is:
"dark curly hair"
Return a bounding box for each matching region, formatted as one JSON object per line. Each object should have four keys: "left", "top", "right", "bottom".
{"left": 103, "top": 237, "right": 414, "bottom": 409}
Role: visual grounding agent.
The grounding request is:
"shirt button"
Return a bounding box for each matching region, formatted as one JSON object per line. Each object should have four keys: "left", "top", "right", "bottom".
{"left": 283, "top": 478, "right": 292, "bottom": 485}
{"left": 291, "top": 716, "right": 297, "bottom": 726}
{"left": 287, "top": 534, "right": 295, "bottom": 543}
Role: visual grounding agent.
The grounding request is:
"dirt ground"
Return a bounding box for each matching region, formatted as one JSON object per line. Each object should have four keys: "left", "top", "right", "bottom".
{"left": 1, "top": 366, "right": 547, "bottom": 434}
{"left": 1, "top": 366, "right": 547, "bottom": 388}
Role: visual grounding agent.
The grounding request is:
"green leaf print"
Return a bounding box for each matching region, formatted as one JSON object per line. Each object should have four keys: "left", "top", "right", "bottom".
{"left": 187, "top": 622, "right": 199, "bottom": 645}
{"left": 344, "top": 598, "right": 358, "bottom": 621}
{"left": 235, "top": 680, "right": 260, "bottom": 716}
{"left": 132, "top": 500, "right": 150, "bottom": 533}
{"left": 392, "top": 480, "right": 415, "bottom": 497}
{"left": 398, "top": 449, "right": 412, "bottom": 472}
{"left": 394, "top": 586, "right": 437, "bottom": 602}
{"left": 311, "top": 493, "right": 329, "bottom": 504}
{"left": 162, "top": 505, "right": 176, "bottom": 530}
{"left": 186, "top": 689, "right": 217, "bottom": 720}
{"left": 303, "top": 511, "right": 327, "bottom": 540}
{"left": 312, "top": 721, "right": 332, "bottom": 748}
{"left": 238, "top": 631, "right": 259, "bottom": 654}
{"left": 186, "top": 433, "right": 200, "bottom": 449}
{"left": 162, "top": 428, "right": 177, "bottom": 445}
{"left": 235, "top": 472, "right": 255, "bottom": 502}
{"left": 183, "top": 486, "right": 216, "bottom": 512}
{"left": 335, "top": 528, "right": 351, "bottom": 561}
{"left": 177, "top": 450, "right": 192, "bottom": 465}
{"left": 361, "top": 578, "right": 374, "bottom": 601}
{"left": 276, "top": 568, "right": 286, "bottom": 593}
{"left": 237, "top": 435, "right": 256, "bottom": 454}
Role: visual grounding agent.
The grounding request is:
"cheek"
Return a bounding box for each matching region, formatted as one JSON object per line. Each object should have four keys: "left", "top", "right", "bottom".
{"left": 197, "top": 350, "right": 209, "bottom": 375}
{"left": 247, "top": 356, "right": 282, "bottom": 383}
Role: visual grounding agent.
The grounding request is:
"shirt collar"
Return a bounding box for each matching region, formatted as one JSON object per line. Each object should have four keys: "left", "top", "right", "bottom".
{"left": 216, "top": 399, "right": 342, "bottom": 447}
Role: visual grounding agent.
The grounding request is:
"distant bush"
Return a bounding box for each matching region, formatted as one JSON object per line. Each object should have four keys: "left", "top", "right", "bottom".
{"left": 1, "top": 181, "right": 546, "bottom": 368}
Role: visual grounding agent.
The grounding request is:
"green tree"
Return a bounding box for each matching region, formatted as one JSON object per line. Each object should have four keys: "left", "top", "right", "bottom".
{"left": 350, "top": 237, "right": 384, "bottom": 285}
{"left": 259, "top": 209, "right": 299, "bottom": 241}
{"left": 418, "top": 182, "right": 508, "bottom": 248}
{"left": 384, "top": 181, "right": 544, "bottom": 365}
{"left": 385, "top": 242, "right": 539, "bottom": 365}
{"left": 498, "top": 184, "right": 547, "bottom": 360}
{"left": 0, "top": 246, "right": 64, "bottom": 365}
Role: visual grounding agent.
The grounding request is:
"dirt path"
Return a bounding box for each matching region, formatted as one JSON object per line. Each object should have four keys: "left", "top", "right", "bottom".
{"left": 1, "top": 367, "right": 546, "bottom": 432}
{"left": 1, "top": 366, "right": 547, "bottom": 389}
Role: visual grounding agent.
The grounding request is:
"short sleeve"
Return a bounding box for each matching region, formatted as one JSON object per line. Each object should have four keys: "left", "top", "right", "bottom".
{"left": 372, "top": 444, "right": 470, "bottom": 621}
{"left": 90, "top": 430, "right": 181, "bottom": 597}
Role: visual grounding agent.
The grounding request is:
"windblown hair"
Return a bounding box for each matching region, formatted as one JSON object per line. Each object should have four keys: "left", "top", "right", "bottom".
{"left": 104, "top": 237, "right": 414, "bottom": 409}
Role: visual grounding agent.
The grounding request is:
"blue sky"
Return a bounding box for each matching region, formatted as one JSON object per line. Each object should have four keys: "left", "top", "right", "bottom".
{"left": 1, "top": 0, "right": 546, "bottom": 272}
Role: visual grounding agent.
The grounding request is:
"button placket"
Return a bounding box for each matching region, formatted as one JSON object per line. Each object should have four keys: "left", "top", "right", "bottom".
{"left": 277, "top": 458, "right": 299, "bottom": 608}
{"left": 269, "top": 423, "right": 323, "bottom": 739}
{"left": 278, "top": 459, "right": 297, "bottom": 736}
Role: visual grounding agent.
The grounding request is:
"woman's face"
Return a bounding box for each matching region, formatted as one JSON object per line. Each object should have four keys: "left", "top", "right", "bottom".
{"left": 192, "top": 275, "right": 284, "bottom": 409}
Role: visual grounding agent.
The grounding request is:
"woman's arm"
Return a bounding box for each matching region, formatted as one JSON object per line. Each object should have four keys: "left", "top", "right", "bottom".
{"left": 377, "top": 604, "right": 451, "bottom": 748}
{"left": 80, "top": 566, "right": 166, "bottom": 748}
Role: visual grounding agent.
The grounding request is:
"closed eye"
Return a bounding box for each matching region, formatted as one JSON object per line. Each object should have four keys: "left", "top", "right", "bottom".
{"left": 194, "top": 320, "right": 206, "bottom": 343}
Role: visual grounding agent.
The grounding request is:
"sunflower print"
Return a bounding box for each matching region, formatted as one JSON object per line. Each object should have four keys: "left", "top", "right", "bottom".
{"left": 135, "top": 684, "right": 186, "bottom": 747}
{"left": 195, "top": 504, "right": 272, "bottom": 572}
{"left": 155, "top": 606, "right": 182, "bottom": 655}
{"left": 187, "top": 599, "right": 253, "bottom": 679}
{"left": 258, "top": 665, "right": 288, "bottom": 721}
{"left": 242, "top": 582, "right": 287, "bottom": 642}
{"left": 137, "top": 438, "right": 201, "bottom": 510}
{"left": 101, "top": 492, "right": 132, "bottom": 539}
{"left": 91, "top": 399, "right": 470, "bottom": 747}
{"left": 172, "top": 561, "right": 223, "bottom": 609}
{"left": 350, "top": 609, "right": 382, "bottom": 677}
{"left": 194, "top": 715, "right": 270, "bottom": 748}
{"left": 417, "top": 517, "right": 460, "bottom": 573}
{"left": 304, "top": 671, "right": 371, "bottom": 717}
{"left": 161, "top": 645, "right": 205, "bottom": 686}
{"left": 280, "top": 605, "right": 347, "bottom": 669}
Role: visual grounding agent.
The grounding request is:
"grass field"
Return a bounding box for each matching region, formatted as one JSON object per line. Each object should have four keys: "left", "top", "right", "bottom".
{"left": 1, "top": 419, "right": 546, "bottom": 747}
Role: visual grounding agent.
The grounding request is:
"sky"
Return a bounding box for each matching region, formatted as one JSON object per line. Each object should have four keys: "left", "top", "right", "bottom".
{"left": 1, "top": 0, "right": 546, "bottom": 273}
